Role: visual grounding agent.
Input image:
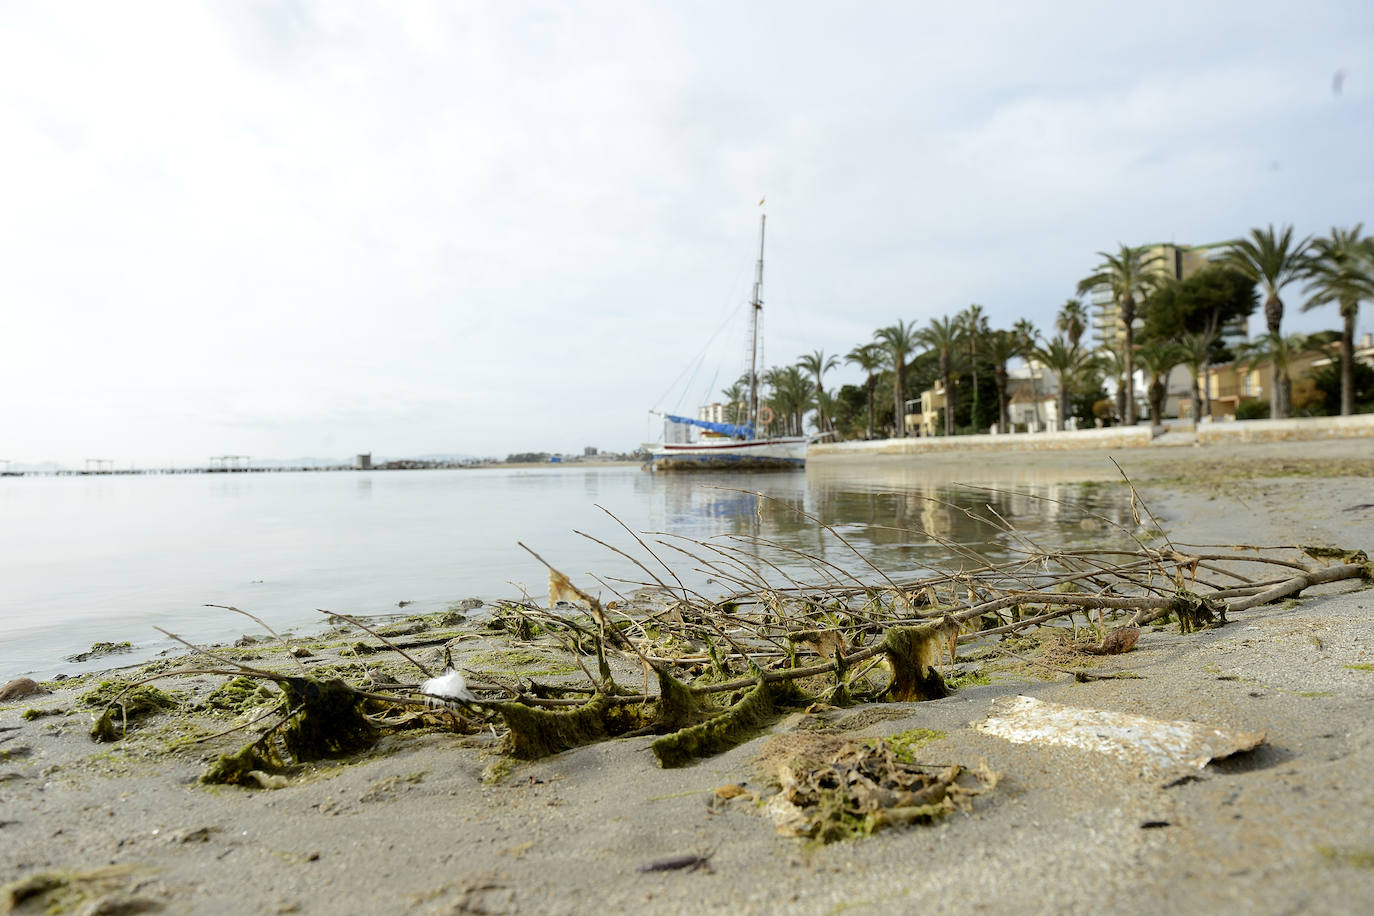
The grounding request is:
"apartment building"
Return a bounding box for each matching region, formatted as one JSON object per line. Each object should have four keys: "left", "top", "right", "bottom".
{"left": 1089, "top": 240, "right": 1247, "bottom": 351}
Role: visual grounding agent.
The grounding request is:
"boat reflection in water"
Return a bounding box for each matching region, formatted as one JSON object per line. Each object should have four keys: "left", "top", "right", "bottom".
{"left": 634, "top": 465, "right": 1135, "bottom": 592}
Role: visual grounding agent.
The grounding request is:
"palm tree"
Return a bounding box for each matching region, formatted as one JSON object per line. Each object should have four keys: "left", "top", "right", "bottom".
{"left": 1056, "top": 299, "right": 1089, "bottom": 350}
{"left": 1095, "top": 346, "right": 1127, "bottom": 423}
{"left": 720, "top": 379, "right": 747, "bottom": 425}
{"left": 1301, "top": 225, "right": 1374, "bottom": 416}
{"left": 1076, "top": 245, "right": 1168, "bottom": 425}
{"left": 845, "top": 343, "right": 885, "bottom": 439}
{"left": 1032, "top": 337, "right": 1095, "bottom": 431}
{"left": 874, "top": 320, "right": 918, "bottom": 438}
{"left": 1222, "top": 225, "right": 1313, "bottom": 418}
{"left": 1135, "top": 340, "right": 1184, "bottom": 426}
{"left": 917, "top": 316, "right": 962, "bottom": 436}
{"left": 797, "top": 349, "right": 840, "bottom": 435}
{"left": 984, "top": 330, "right": 1023, "bottom": 434}
{"left": 960, "top": 304, "right": 988, "bottom": 427}
{"left": 1178, "top": 331, "right": 1217, "bottom": 425}
{"left": 764, "top": 365, "right": 815, "bottom": 436}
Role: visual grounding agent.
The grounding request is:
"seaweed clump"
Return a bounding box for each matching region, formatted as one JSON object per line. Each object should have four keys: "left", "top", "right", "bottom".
{"left": 80, "top": 681, "right": 180, "bottom": 742}
{"left": 200, "top": 677, "right": 379, "bottom": 786}
{"left": 196, "top": 676, "right": 280, "bottom": 717}
{"left": 753, "top": 733, "right": 996, "bottom": 843}
{"left": 278, "top": 677, "right": 379, "bottom": 762}
{"left": 200, "top": 744, "right": 282, "bottom": 787}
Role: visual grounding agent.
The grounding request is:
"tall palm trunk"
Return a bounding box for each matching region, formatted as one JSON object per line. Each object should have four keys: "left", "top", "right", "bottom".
{"left": 865, "top": 376, "right": 876, "bottom": 438}
{"left": 1201, "top": 312, "right": 1220, "bottom": 421}
{"left": 1200, "top": 359, "right": 1211, "bottom": 421}
{"left": 1148, "top": 378, "right": 1165, "bottom": 426}
{"left": 1121, "top": 295, "right": 1136, "bottom": 425}
{"left": 893, "top": 359, "right": 906, "bottom": 437}
{"left": 1190, "top": 375, "right": 1202, "bottom": 429}
{"left": 1340, "top": 303, "right": 1356, "bottom": 416}
{"left": 994, "top": 365, "right": 1009, "bottom": 434}
{"left": 941, "top": 355, "right": 954, "bottom": 436}
{"left": 1276, "top": 374, "right": 1292, "bottom": 418}
{"left": 969, "top": 344, "right": 979, "bottom": 429}
{"left": 1264, "top": 292, "right": 1288, "bottom": 418}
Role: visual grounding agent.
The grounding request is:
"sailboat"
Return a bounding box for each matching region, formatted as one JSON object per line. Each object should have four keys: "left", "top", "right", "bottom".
{"left": 645, "top": 214, "right": 808, "bottom": 471}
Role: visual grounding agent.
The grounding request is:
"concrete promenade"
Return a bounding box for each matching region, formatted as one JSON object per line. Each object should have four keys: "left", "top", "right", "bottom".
{"left": 810, "top": 413, "right": 1374, "bottom": 457}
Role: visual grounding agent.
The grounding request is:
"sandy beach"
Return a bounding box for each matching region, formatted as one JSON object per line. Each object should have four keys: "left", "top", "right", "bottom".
{"left": 2, "top": 439, "right": 1372, "bottom": 915}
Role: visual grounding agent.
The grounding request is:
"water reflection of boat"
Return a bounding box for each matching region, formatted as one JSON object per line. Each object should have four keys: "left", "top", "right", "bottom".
{"left": 646, "top": 213, "right": 807, "bottom": 472}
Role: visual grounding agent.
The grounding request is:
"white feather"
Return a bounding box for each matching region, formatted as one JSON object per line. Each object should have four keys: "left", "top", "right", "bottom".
{"left": 421, "top": 668, "right": 475, "bottom": 705}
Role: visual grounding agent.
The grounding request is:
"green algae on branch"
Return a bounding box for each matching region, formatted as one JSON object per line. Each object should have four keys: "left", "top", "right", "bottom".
{"left": 880, "top": 624, "right": 952, "bottom": 702}
{"left": 496, "top": 692, "right": 648, "bottom": 760}
{"left": 490, "top": 665, "right": 808, "bottom": 767}
{"left": 651, "top": 677, "right": 810, "bottom": 768}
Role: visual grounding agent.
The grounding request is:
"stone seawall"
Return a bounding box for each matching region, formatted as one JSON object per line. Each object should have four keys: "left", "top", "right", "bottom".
{"left": 1196, "top": 414, "right": 1374, "bottom": 444}
{"left": 809, "top": 426, "right": 1154, "bottom": 456}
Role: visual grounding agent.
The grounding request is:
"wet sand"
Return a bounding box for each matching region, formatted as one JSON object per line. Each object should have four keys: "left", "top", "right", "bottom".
{"left": 2, "top": 440, "right": 1372, "bottom": 915}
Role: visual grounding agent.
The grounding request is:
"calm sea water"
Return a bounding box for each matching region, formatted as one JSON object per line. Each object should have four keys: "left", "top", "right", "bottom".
{"left": 0, "top": 465, "right": 1130, "bottom": 677}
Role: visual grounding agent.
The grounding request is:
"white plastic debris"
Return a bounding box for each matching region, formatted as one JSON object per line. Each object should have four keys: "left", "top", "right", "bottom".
{"left": 421, "top": 668, "right": 475, "bottom": 706}
{"left": 978, "top": 695, "right": 1265, "bottom": 780}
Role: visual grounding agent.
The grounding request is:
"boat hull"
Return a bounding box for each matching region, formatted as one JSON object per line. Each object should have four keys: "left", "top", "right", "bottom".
{"left": 647, "top": 437, "right": 807, "bottom": 471}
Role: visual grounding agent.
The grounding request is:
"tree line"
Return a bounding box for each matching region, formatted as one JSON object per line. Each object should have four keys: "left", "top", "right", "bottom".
{"left": 727, "top": 223, "right": 1374, "bottom": 439}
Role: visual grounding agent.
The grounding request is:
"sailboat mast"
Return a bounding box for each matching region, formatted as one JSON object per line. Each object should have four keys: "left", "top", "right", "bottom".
{"left": 748, "top": 213, "right": 766, "bottom": 434}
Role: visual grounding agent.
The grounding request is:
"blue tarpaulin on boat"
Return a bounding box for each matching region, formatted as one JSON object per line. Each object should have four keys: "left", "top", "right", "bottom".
{"left": 664, "top": 414, "right": 753, "bottom": 438}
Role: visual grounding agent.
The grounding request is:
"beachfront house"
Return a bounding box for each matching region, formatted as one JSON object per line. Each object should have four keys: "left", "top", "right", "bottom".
{"left": 1192, "top": 334, "right": 1374, "bottom": 420}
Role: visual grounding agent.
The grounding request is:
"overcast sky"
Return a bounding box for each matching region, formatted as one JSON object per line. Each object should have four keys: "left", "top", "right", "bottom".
{"left": 2, "top": 1, "right": 1371, "bottom": 466}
